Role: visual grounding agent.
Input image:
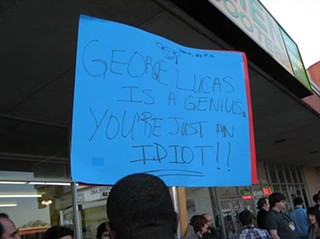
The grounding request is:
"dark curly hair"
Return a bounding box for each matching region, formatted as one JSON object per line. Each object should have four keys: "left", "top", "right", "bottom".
{"left": 107, "top": 173, "right": 177, "bottom": 239}
{"left": 43, "top": 226, "right": 73, "bottom": 239}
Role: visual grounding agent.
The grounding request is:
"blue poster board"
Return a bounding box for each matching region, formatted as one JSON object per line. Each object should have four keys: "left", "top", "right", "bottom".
{"left": 71, "top": 15, "right": 255, "bottom": 186}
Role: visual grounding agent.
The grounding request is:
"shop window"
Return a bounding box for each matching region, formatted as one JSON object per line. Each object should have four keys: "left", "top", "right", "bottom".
{"left": 291, "top": 167, "right": 299, "bottom": 183}
{"left": 302, "top": 187, "right": 310, "bottom": 208}
{"left": 0, "top": 181, "right": 73, "bottom": 239}
{"left": 277, "top": 166, "right": 285, "bottom": 183}
{"left": 185, "top": 188, "right": 223, "bottom": 238}
{"left": 75, "top": 184, "right": 111, "bottom": 239}
{"left": 297, "top": 167, "right": 304, "bottom": 182}
{"left": 185, "top": 188, "right": 215, "bottom": 218}
{"left": 257, "top": 161, "right": 268, "bottom": 184}
{"left": 281, "top": 185, "right": 288, "bottom": 194}
{"left": 272, "top": 185, "right": 280, "bottom": 192}
{"left": 267, "top": 163, "right": 278, "bottom": 183}
{"left": 217, "top": 187, "right": 238, "bottom": 198}
{"left": 285, "top": 166, "right": 293, "bottom": 183}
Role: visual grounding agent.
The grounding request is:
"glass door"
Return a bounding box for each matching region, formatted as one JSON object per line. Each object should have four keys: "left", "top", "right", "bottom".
{"left": 220, "top": 198, "right": 242, "bottom": 239}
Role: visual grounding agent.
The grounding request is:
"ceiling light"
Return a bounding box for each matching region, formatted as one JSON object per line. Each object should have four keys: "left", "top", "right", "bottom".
{"left": 0, "top": 203, "right": 17, "bottom": 207}
{"left": 28, "top": 182, "right": 46, "bottom": 185}
{"left": 41, "top": 199, "right": 52, "bottom": 206}
{"left": 0, "top": 194, "right": 42, "bottom": 198}
{"left": 28, "top": 182, "right": 70, "bottom": 186}
{"left": 0, "top": 181, "right": 27, "bottom": 184}
{"left": 0, "top": 181, "right": 71, "bottom": 186}
{"left": 45, "top": 182, "right": 70, "bottom": 186}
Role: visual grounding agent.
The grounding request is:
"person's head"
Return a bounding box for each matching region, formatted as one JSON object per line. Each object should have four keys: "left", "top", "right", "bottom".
{"left": 257, "top": 197, "right": 269, "bottom": 211}
{"left": 0, "top": 213, "right": 20, "bottom": 239}
{"left": 201, "top": 213, "right": 215, "bottom": 228}
{"left": 293, "top": 197, "right": 304, "bottom": 207}
{"left": 96, "top": 222, "right": 110, "bottom": 239}
{"left": 238, "top": 210, "right": 254, "bottom": 226}
{"left": 43, "top": 226, "right": 73, "bottom": 239}
{"left": 312, "top": 193, "right": 320, "bottom": 204}
{"left": 107, "top": 173, "right": 177, "bottom": 239}
{"left": 190, "top": 215, "right": 208, "bottom": 235}
{"left": 307, "top": 206, "right": 320, "bottom": 226}
{"left": 269, "top": 192, "right": 286, "bottom": 211}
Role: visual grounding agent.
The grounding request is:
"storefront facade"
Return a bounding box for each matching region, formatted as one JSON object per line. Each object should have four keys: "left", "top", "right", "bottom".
{"left": 1, "top": 150, "right": 317, "bottom": 236}
{"left": 0, "top": 160, "right": 318, "bottom": 239}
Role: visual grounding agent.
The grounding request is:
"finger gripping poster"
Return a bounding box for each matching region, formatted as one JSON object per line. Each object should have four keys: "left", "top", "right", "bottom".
{"left": 71, "top": 14, "right": 256, "bottom": 186}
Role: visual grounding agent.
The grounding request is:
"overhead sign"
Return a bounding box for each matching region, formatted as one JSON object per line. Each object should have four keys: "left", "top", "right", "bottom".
{"left": 281, "top": 29, "right": 311, "bottom": 90}
{"left": 208, "top": 0, "right": 311, "bottom": 91}
{"left": 71, "top": 15, "right": 256, "bottom": 187}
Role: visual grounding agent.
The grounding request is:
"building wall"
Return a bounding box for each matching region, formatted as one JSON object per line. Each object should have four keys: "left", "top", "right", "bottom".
{"left": 303, "top": 165, "right": 320, "bottom": 203}
{"left": 304, "top": 61, "right": 320, "bottom": 113}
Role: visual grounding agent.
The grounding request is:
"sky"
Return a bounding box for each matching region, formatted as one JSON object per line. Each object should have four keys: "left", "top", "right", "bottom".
{"left": 259, "top": 0, "right": 320, "bottom": 68}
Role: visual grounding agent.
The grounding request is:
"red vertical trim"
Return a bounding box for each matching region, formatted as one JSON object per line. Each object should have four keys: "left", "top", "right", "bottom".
{"left": 242, "top": 53, "right": 258, "bottom": 184}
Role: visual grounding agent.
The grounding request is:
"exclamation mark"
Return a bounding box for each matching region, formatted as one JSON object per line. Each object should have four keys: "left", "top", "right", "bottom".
{"left": 227, "top": 142, "right": 231, "bottom": 172}
{"left": 216, "top": 142, "right": 220, "bottom": 170}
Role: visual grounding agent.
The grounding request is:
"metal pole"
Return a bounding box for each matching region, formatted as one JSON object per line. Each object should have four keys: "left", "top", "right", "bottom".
{"left": 172, "top": 186, "right": 182, "bottom": 239}
{"left": 71, "top": 182, "right": 82, "bottom": 239}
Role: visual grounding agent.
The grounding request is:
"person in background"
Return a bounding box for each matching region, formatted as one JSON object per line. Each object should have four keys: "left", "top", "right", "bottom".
{"left": 96, "top": 222, "right": 111, "bottom": 239}
{"left": 184, "top": 215, "right": 208, "bottom": 239}
{"left": 312, "top": 192, "right": 320, "bottom": 210}
{"left": 106, "top": 173, "right": 177, "bottom": 239}
{"left": 184, "top": 215, "right": 201, "bottom": 239}
{"left": 0, "top": 221, "right": 3, "bottom": 239}
{"left": 43, "top": 226, "right": 74, "bottom": 239}
{"left": 306, "top": 206, "right": 320, "bottom": 239}
{"left": 265, "top": 192, "right": 300, "bottom": 239}
{"left": 257, "top": 197, "right": 270, "bottom": 230}
{"left": 0, "top": 213, "right": 20, "bottom": 239}
{"left": 234, "top": 209, "right": 271, "bottom": 239}
{"left": 290, "top": 197, "right": 309, "bottom": 239}
{"left": 201, "top": 213, "right": 222, "bottom": 239}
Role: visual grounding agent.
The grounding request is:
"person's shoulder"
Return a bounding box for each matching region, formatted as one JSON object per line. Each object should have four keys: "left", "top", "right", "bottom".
{"left": 265, "top": 210, "right": 278, "bottom": 221}
{"left": 265, "top": 209, "right": 275, "bottom": 217}
{"left": 267, "top": 209, "right": 278, "bottom": 215}
{"left": 253, "top": 228, "right": 271, "bottom": 238}
{"left": 255, "top": 227, "right": 269, "bottom": 233}
{"left": 289, "top": 209, "right": 297, "bottom": 216}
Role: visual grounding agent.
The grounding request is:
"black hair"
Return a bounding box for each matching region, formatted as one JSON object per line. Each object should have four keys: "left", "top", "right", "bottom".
{"left": 269, "top": 192, "right": 286, "bottom": 208}
{"left": 257, "top": 197, "right": 267, "bottom": 209}
{"left": 96, "top": 222, "right": 107, "bottom": 239}
{"left": 293, "top": 197, "right": 303, "bottom": 206}
{"left": 0, "top": 214, "right": 9, "bottom": 219}
{"left": 43, "top": 226, "right": 73, "bottom": 239}
{"left": 239, "top": 210, "right": 253, "bottom": 226}
{"left": 313, "top": 193, "right": 320, "bottom": 203}
{"left": 189, "top": 215, "right": 207, "bottom": 233}
{"left": 307, "top": 206, "right": 320, "bottom": 224}
{"left": 107, "top": 173, "right": 177, "bottom": 239}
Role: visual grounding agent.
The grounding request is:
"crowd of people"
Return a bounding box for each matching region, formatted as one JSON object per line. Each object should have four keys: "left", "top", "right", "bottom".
{"left": 231, "top": 191, "right": 320, "bottom": 239}
{"left": 1, "top": 174, "right": 320, "bottom": 239}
